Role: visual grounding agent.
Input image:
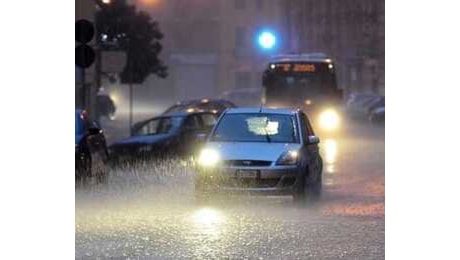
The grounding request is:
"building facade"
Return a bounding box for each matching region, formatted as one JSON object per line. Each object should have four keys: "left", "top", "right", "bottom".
{"left": 286, "top": 0, "right": 385, "bottom": 96}
{"left": 134, "top": 0, "right": 286, "bottom": 102}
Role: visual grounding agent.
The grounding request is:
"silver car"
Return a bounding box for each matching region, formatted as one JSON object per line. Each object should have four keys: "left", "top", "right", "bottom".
{"left": 195, "top": 107, "right": 323, "bottom": 203}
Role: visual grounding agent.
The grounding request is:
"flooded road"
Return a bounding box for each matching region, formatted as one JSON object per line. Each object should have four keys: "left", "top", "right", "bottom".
{"left": 76, "top": 122, "right": 384, "bottom": 259}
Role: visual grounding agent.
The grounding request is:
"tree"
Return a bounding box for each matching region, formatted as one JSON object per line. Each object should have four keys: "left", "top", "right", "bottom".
{"left": 95, "top": 0, "right": 167, "bottom": 84}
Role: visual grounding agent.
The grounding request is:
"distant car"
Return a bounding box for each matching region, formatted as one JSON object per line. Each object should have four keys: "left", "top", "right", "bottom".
{"left": 109, "top": 111, "right": 219, "bottom": 163}
{"left": 195, "top": 107, "right": 323, "bottom": 203}
{"left": 345, "top": 93, "right": 382, "bottom": 119}
{"left": 219, "top": 88, "right": 262, "bottom": 107}
{"left": 365, "top": 96, "right": 385, "bottom": 124}
{"left": 367, "top": 96, "right": 384, "bottom": 114}
{"left": 163, "top": 98, "right": 236, "bottom": 115}
{"left": 369, "top": 106, "right": 385, "bottom": 124}
{"left": 96, "top": 94, "right": 116, "bottom": 120}
{"left": 75, "top": 109, "right": 109, "bottom": 184}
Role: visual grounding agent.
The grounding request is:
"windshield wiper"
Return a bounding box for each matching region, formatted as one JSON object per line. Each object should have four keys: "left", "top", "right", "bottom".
{"left": 263, "top": 128, "right": 272, "bottom": 143}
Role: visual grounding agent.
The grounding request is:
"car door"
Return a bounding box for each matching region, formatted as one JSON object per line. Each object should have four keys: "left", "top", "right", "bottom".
{"left": 180, "top": 115, "right": 202, "bottom": 155}
{"left": 299, "top": 112, "right": 321, "bottom": 177}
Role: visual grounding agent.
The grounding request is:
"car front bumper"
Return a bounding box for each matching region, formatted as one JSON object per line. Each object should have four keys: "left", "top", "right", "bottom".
{"left": 196, "top": 165, "right": 302, "bottom": 196}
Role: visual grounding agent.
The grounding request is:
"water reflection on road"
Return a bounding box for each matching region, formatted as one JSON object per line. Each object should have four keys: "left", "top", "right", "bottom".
{"left": 323, "top": 138, "right": 338, "bottom": 174}
{"left": 76, "top": 123, "right": 385, "bottom": 259}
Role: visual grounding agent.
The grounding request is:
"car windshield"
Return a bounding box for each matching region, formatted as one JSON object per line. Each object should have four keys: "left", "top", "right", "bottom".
{"left": 211, "top": 113, "right": 299, "bottom": 143}
{"left": 133, "top": 116, "right": 183, "bottom": 136}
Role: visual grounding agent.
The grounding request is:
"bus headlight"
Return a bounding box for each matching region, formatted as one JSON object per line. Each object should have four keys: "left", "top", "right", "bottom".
{"left": 319, "top": 109, "right": 340, "bottom": 131}
{"left": 198, "top": 148, "right": 220, "bottom": 167}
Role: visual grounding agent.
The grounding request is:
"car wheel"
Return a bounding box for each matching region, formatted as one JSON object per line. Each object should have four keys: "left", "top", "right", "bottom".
{"left": 76, "top": 153, "right": 91, "bottom": 187}
{"left": 293, "top": 166, "right": 322, "bottom": 204}
{"left": 307, "top": 157, "right": 323, "bottom": 200}
{"left": 306, "top": 171, "right": 322, "bottom": 201}
{"left": 293, "top": 170, "right": 307, "bottom": 204}
{"left": 94, "top": 151, "right": 109, "bottom": 185}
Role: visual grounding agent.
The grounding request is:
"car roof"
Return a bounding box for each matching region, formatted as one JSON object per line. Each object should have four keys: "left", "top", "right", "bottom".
{"left": 174, "top": 98, "right": 235, "bottom": 106}
{"left": 147, "top": 110, "right": 218, "bottom": 119}
{"left": 224, "top": 107, "right": 298, "bottom": 115}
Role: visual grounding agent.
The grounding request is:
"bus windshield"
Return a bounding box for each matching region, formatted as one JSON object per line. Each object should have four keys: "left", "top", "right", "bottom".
{"left": 263, "top": 61, "right": 339, "bottom": 106}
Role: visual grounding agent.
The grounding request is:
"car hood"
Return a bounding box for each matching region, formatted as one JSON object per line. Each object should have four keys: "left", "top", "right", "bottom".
{"left": 204, "top": 142, "right": 302, "bottom": 162}
{"left": 110, "top": 134, "right": 174, "bottom": 148}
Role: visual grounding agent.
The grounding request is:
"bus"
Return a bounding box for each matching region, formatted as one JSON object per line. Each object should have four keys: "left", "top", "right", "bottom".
{"left": 262, "top": 53, "right": 343, "bottom": 133}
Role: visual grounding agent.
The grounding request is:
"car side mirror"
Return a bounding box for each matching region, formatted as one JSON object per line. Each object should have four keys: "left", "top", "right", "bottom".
{"left": 88, "top": 127, "right": 102, "bottom": 135}
{"left": 307, "top": 135, "right": 320, "bottom": 144}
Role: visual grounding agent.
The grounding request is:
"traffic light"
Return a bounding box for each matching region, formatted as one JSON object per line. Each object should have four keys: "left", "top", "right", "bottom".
{"left": 75, "top": 19, "right": 96, "bottom": 68}
{"left": 257, "top": 31, "right": 277, "bottom": 50}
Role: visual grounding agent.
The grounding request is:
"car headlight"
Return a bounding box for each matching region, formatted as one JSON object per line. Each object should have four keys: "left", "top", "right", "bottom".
{"left": 198, "top": 148, "right": 220, "bottom": 167}
{"left": 276, "top": 150, "right": 299, "bottom": 165}
{"left": 319, "top": 109, "right": 340, "bottom": 131}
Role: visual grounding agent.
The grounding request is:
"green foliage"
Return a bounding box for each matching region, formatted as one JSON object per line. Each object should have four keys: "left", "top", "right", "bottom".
{"left": 95, "top": 0, "right": 167, "bottom": 84}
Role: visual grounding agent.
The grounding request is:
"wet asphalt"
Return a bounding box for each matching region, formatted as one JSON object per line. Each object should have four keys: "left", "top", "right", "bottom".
{"left": 76, "top": 121, "right": 384, "bottom": 259}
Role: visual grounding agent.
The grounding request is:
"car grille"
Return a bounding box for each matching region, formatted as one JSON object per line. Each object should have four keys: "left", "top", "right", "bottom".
{"left": 222, "top": 160, "right": 272, "bottom": 167}
{"left": 222, "top": 178, "right": 280, "bottom": 188}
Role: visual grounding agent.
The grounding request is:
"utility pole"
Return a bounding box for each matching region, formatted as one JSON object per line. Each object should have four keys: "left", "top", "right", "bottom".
{"left": 94, "top": 29, "right": 102, "bottom": 122}
{"left": 76, "top": 19, "right": 96, "bottom": 112}
{"left": 79, "top": 67, "right": 86, "bottom": 109}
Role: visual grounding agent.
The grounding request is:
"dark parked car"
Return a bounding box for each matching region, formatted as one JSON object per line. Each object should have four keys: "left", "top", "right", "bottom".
{"left": 369, "top": 106, "right": 385, "bottom": 124}
{"left": 195, "top": 107, "right": 323, "bottom": 203}
{"left": 109, "top": 110, "right": 219, "bottom": 163}
{"left": 367, "top": 96, "right": 384, "bottom": 113}
{"left": 75, "top": 109, "right": 109, "bottom": 184}
{"left": 367, "top": 96, "right": 385, "bottom": 123}
{"left": 163, "top": 98, "right": 236, "bottom": 116}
